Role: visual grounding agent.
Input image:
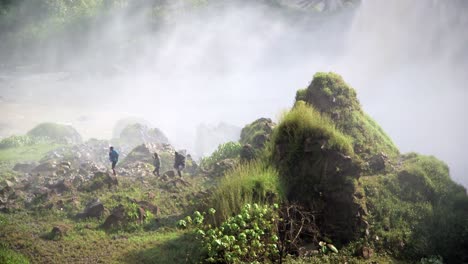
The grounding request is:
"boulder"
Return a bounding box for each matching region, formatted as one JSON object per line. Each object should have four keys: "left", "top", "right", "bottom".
{"left": 119, "top": 123, "right": 169, "bottom": 148}
{"left": 211, "top": 159, "right": 237, "bottom": 177}
{"left": 76, "top": 199, "right": 105, "bottom": 219}
{"left": 13, "top": 162, "right": 38, "bottom": 173}
{"left": 47, "top": 179, "right": 72, "bottom": 194}
{"left": 102, "top": 204, "right": 126, "bottom": 230}
{"left": 240, "top": 118, "right": 276, "bottom": 149}
{"left": 240, "top": 144, "right": 255, "bottom": 162}
{"left": 360, "top": 246, "right": 374, "bottom": 259}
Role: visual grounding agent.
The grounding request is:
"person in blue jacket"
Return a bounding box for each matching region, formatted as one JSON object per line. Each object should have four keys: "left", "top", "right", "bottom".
{"left": 109, "top": 146, "right": 119, "bottom": 175}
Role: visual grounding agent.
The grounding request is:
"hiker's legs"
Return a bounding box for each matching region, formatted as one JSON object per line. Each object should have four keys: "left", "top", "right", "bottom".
{"left": 177, "top": 169, "right": 182, "bottom": 177}
{"left": 112, "top": 161, "right": 117, "bottom": 175}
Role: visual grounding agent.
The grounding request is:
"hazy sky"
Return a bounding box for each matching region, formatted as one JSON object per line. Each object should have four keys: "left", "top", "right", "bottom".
{"left": 1, "top": 0, "right": 467, "bottom": 186}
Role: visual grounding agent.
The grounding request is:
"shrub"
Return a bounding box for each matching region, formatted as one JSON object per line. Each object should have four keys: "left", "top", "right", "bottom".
{"left": 200, "top": 141, "right": 242, "bottom": 169}
{"left": 0, "top": 135, "right": 36, "bottom": 149}
{"left": 210, "top": 161, "right": 283, "bottom": 224}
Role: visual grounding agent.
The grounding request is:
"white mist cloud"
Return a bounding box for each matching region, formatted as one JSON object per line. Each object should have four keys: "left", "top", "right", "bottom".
{"left": 1, "top": 0, "right": 467, "bottom": 186}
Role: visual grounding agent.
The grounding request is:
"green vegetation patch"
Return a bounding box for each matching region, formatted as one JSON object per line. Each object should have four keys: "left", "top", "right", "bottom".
{"left": 200, "top": 141, "right": 242, "bottom": 169}
{"left": 210, "top": 161, "right": 283, "bottom": 223}
{"left": 0, "top": 143, "right": 63, "bottom": 162}
{"left": 361, "top": 153, "right": 468, "bottom": 263}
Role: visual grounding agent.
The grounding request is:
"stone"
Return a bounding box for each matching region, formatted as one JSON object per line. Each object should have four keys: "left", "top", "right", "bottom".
{"left": 76, "top": 199, "right": 105, "bottom": 219}
{"left": 13, "top": 162, "right": 37, "bottom": 173}
{"left": 361, "top": 246, "right": 374, "bottom": 259}
{"left": 240, "top": 144, "right": 255, "bottom": 162}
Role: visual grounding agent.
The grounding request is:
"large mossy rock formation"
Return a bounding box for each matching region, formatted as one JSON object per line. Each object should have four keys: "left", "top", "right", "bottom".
{"left": 27, "top": 123, "right": 82, "bottom": 144}
{"left": 119, "top": 123, "right": 169, "bottom": 148}
{"left": 297, "top": 72, "right": 399, "bottom": 173}
{"left": 272, "top": 101, "right": 365, "bottom": 243}
{"left": 275, "top": 72, "right": 468, "bottom": 262}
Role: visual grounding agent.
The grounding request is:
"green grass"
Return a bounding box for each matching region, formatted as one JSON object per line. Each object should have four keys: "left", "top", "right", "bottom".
{"left": 0, "top": 244, "right": 30, "bottom": 264}
{"left": 273, "top": 100, "right": 354, "bottom": 156}
{"left": 0, "top": 143, "right": 63, "bottom": 162}
{"left": 210, "top": 160, "right": 283, "bottom": 224}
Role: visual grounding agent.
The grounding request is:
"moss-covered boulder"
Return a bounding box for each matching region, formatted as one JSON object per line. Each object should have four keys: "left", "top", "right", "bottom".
{"left": 240, "top": 118, "right": 276, "bottom": 149}
{"left": 298, "top": 72, "right": 399, "bottom": 173}
{"left": 27, "top": 123, "right": 82, "bottom": 144}
{"left": 119, "top": 123, "right": 169, "bottom": 148}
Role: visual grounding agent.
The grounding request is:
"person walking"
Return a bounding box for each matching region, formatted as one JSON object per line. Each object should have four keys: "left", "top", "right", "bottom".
{"left": 152, "top": 152, "right": 161, "bottom": 177}
{"left": 109, "top": 146, "right": 119, "bottom": 176}
{"left": 174, "top": 151, "right": 186, "bottom": 177}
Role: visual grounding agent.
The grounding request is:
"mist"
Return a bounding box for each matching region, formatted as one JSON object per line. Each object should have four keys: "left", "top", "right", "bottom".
{"left": 0, "top": 0, "right": 467, "bottom": 186}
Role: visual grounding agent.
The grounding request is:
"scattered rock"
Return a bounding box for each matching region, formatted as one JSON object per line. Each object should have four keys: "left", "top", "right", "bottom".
{"left": 13, "top": 162, "right": 37, "bottom": 173}
{"left": 50, "top": 225, "right": 70, "bottom": 240}
{"left": 361, "top": 246, "right": 374, "bottom": 259}
{"left": 76, "top": 199, "right": 105, "bottom": 219}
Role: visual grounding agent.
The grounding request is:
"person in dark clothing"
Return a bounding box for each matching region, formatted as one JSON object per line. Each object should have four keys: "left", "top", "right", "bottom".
{"left": 174, "top": 151, "right": 186, "bottom": 177}
{"left": 109, "top": 146, "right": 119, "bottom": 176}
{"left": 152, "top": 152, "right": 161, "bottom": 177}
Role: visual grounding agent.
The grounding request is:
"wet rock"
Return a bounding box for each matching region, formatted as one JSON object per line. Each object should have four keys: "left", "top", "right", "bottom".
{"left": 369, "top": 152, "right": 388, "bottom": 172}
{"left": 13, "top": 162, "right": 38, "bottom": 173}
{"left": 240, "top": 118, "right": 276, "bottom": 149}
{"left": 240, "top": 144, "right": 255, "bottom": 162}
{"left": 33, "top": 161, "right": 57, "bottom": 173}
{"left": 298, "top": 243, "right": 319, "bottom": 257}
{"left": 76, "top": 199, "right": 105, "bottom": 219}
{"left": 162, "top": 170, "right": 176, "bottom": 179}
{"left": 47, "top": 179, "right": 72, "bottom": 194}
{"left": 102, "top": 204, "right": 126, "bottom": 230}
{"left": 361, "top": 246, "right": 374, "bottom": 259}
{"left": 211, "top": 159, "right": 237, "bottom": 177}
{"left": 50, "top": 224, "right": 70, "bottom": 240}
{"left": 84, "top": 171, "right": 118, "bottom": 192}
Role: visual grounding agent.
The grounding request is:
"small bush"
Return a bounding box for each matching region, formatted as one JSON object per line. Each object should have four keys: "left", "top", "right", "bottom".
{"left": 200, "top": 141, "right": 242, "bottom": 169}
{"left": 210, "top": 161, "right": 283, "bottom": 224}
{"left": 0, "top": 135, "right": 36, "bottom": 149}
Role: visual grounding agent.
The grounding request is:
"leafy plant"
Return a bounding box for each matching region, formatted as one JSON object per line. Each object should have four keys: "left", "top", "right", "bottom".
{"left": 180, "top": 204, "right": 280, "bottom": 263}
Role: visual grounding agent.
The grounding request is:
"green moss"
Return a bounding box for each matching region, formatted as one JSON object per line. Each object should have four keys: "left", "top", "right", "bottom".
{"left": 239, "top": 118, "right": 275, "bottom": 149}
{"left": 361, "top": 154, "right": 468, "bottom": 263}
{"left": 295, "top": 88, "right": 307, "bottom": 102}
{"left": 27, "top": 122, "right": 82, "bottom": 144}
{"left": 300, "top": 72, "right": 399, "bottom": 164}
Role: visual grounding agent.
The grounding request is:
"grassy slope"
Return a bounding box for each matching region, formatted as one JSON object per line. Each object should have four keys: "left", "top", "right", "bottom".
{"left": 0, "top": 143, "right": 63, "bottom": 162}
{"left": 0, "top": 174, "right": 209, "bottom": 264}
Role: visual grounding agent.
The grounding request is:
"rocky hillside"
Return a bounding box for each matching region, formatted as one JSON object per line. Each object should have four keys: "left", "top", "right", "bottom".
{"left": 0, "top": 73, "right": 467, "bottom": 264}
